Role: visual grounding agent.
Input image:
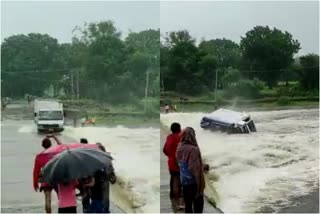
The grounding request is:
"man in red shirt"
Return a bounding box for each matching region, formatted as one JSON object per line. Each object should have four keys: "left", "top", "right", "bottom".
{"left": 33, "top": 135, "right": 61, "bottom": 213}
{"left": 163, "top": 122, "right": 184, "bottom": 209}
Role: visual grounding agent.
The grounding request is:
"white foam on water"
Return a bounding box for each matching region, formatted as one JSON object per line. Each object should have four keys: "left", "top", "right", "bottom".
{"left": 161, "top": 109, "right": 319, "bottom": 213}
{"left": 64, "top": 126, "right": 160, "bottom": 213}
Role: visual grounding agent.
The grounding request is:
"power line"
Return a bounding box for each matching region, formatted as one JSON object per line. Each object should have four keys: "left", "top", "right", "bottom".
{"left": 1, "top": 69, "right": 71, "bottom": 74}
{"left": 238, "top": 65, "right": 319, "bottom": 73}
{"left": 1, "top": 74, "right": 96, "bottom": 83}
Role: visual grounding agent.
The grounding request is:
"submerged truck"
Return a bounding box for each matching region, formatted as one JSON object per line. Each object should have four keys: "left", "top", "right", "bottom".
{"left": 200, "top": 108, "right": 257, "bottom": 134}
{"left": 34, "top": 100, "right": 65, "bottom": 133}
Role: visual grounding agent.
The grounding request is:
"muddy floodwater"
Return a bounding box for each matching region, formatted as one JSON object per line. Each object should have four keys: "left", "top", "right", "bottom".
{"left": 161, "top": 108, "right": 319, "bottom": 213}
{"left": 1, "top": 115, "right": 160, "bottom": 213}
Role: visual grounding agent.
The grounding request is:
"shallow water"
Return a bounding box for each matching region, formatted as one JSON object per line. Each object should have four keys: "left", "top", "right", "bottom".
{"left": 161, "top": 109, "right": 319, "bottom": 213}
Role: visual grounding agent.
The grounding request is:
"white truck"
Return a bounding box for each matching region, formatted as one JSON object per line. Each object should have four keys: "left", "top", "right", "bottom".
{"left": 34, "top": 99, "right": 65, "bottom": 133}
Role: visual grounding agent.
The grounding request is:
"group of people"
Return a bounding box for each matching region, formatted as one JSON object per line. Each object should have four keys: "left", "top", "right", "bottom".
{"left": 163, "top": 123, "right": 207, "bottom": 213}
{"left": 33, "top": 136, "right": 116, "bottom": 213}
{"left": 165, "top": 104, "right": 177, "bottom": 113}
{"left": 81, "top": 117, "right": 96, "bottom": 127}
{"left": 1, "top": 96, "right": 11, "bottom": 109}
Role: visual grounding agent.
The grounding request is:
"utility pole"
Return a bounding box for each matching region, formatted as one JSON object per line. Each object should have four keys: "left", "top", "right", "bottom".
{"left": 144, "top": 70, "right": 150, "bottom": 112}
{"left": 215, "top": 68, "right": 219, "bottom": 100}
{"left": 70, "top": 70, "right": 74, "bottom": 100}
{"left": 76, "top": 69, "right": 79, "bottom": 100}
{"left": 161, "top": 70, "right": 165, "bottom": 93}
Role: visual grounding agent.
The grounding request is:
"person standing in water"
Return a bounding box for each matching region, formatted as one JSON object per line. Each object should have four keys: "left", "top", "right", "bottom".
{"left": 33, "top": 135, "right": 62, "bottom": 213}
{"left": 176, "top": 127, "right": 205, "bottom": 213}
{"left": 163, "top": 123, "right": 184, "bottom": 210}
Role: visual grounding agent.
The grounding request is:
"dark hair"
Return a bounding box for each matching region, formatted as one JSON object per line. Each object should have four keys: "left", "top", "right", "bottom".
{"left": 96, "top": 142, "right": 106, "bottom": 152}
{"left": 42, "top": 138, "right": 52, "bottom": 149}
{"left": 170, "top": 122, "right": 181, "bottom": 134}
{"left": 204, "top": 164, "right": 209, "bottom": 172}
{"left": 80, "top": 138, "right": 88, "bottom": 144}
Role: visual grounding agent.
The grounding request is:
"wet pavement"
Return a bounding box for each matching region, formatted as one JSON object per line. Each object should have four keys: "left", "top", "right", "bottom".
{"left": 1, "top": 119, "right": 124, "bottom": 213}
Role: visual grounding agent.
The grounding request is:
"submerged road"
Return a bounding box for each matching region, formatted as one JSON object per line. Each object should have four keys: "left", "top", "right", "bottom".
{"left": 1, "top": 119, "right": 124, "bottom": 213}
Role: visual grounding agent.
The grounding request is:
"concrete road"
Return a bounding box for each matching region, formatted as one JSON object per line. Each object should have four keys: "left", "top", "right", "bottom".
{"left": 1, "top": 119, "right": 123, "bottom": 213}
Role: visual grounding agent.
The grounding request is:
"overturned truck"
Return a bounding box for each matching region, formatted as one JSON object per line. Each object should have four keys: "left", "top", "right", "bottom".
{"left": 200, "top": 108, "right": 257, "bottom": 134}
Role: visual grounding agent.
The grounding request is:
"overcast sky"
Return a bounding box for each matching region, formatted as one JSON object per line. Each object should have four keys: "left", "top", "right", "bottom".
{"left": 1, "top": 1, "right": 319, "bottom": 55}
{"left": 161, "top": 1, "right": 319, "bottom": 55}
{"left": 1, "top": 1, "right": 160, "bottom": 42}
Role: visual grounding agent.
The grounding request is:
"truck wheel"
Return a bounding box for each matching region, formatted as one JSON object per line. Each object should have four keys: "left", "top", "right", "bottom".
{"left": 248, "top": 121, "right": 257, "bottom": 132}
{"left": 243, "top": 126, "right": 250, "bottom": 134}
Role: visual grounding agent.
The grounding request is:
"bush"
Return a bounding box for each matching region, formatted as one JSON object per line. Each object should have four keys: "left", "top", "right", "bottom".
{"left": 277, "top": 96, "right": 290, "bottom": 105}
{"left": 137, "top": 97, "right": 159, "bottom": 115}
{"left": 215, "top": 94, "right": 224, "bottom": 105}
{"left": 276, "top": 86, "right": 291, "bottom": 97}
{"left": 275, "top": 84, "right": 317, "bottom": 97}
{"left": 160, "top": 91, "right": 179, "bottom": 98}
{"left": 221, "top": 68, "right": 241, "bottom": 87}
{"left": 224, "top": 78, "right": 264, "bottom": 99}
{"left": 252, "top": 78, "right": 266, "bottom": 90}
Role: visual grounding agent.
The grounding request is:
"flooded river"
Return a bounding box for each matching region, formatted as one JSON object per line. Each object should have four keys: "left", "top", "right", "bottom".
{"left": 64, "top": 126, "right": 160, "bottom": 213}
{"left": 1, "top": 118, "right": 160, "bottom": 213}
{"left": 161, "top": 109, "right": 319, "bottom": 213}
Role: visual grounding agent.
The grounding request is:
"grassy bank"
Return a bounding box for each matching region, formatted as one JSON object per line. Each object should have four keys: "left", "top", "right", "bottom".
{"left": 93, "top": 115, "right": 159, "bottom": 127}
{"left": 161, "top": 92, "right": 319, "bottom": 113}
{"left": 4, "top": 99, "right": 160, "bottom": 127}
{"left": 166, "top": 101, "right": 318, "bottom": 113}
{"left": 62, "top": 99, "right": 159, "bottom": 127}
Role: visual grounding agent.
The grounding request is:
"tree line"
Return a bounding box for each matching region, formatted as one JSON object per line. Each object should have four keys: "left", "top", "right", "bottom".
{"left": 160, "top": 25, "right": 319, "bottom": 98}
{"left": 1, "top": 20, "right": 160, "bottom": 107}
{"left": 2, "top": 23, "right": 318, "bottom": 104}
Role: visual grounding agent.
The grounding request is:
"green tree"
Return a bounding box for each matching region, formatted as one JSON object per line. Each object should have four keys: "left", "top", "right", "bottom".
{"left": 164, "top": 31, "right": 202, "bottom": 94}
{"left": 297, "top": 54, "right": 319, "bottom": 90}
{"left": 125, "top": 29, "right": 160, "bottom": 97}
{"left": 221, "top": 67, "right": 241, "bottom": 87}
{"left": 198, "top": 38, "right": 241, "bottom": 68}
{"left": 1, "top": 33, "right": 60, "bottom": 97}
{"left": 197, "top": 54, "right": 218, "bottom": 90}
{"left": 240, "top": 25, "right": 301, "bottom": 87}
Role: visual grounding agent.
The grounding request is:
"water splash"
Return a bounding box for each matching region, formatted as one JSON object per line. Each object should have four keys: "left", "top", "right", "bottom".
{"left": 161, "top": 109, "right": 319, "bottom": 213}
{"left": 64, "top": 126, "right": 160, "bottom": 213}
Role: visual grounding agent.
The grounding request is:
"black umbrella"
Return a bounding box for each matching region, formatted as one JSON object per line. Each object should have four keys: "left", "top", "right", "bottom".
{"left": 39, "top": 147, "right": 113, "bottom": 184}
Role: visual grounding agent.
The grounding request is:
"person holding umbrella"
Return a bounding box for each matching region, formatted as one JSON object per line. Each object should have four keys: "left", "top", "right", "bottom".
{"left": 39, "top": 146, "right": 114, "bottom": 213}
{"left": 33, "top": 135, "right": 62, "bottom": 213}
{"left": 81, "top": 143, "right": 116, "bottom": 213}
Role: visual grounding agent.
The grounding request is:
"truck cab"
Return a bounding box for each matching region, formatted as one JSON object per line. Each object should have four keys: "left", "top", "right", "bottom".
{"left": 34, "top": 100, "right": 64, "bottom": 133}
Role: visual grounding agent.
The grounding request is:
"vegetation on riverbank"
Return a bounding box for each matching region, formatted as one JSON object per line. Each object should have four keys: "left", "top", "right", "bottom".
{"left": 160, "top": 26, "right": 319, "bottom": 112}
{"left": 2, "top": 20, "right": 160, "bottom": 115}
{"left": 161, "top": 90, "right": 318, "bottom": 113}
{"left": 61, "top": 99, "right": 160, "bottom": 127}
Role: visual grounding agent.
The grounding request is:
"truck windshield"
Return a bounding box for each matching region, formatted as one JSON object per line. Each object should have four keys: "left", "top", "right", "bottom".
{"left": 39, "top": 111, "right": 63, "bottom": 120}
